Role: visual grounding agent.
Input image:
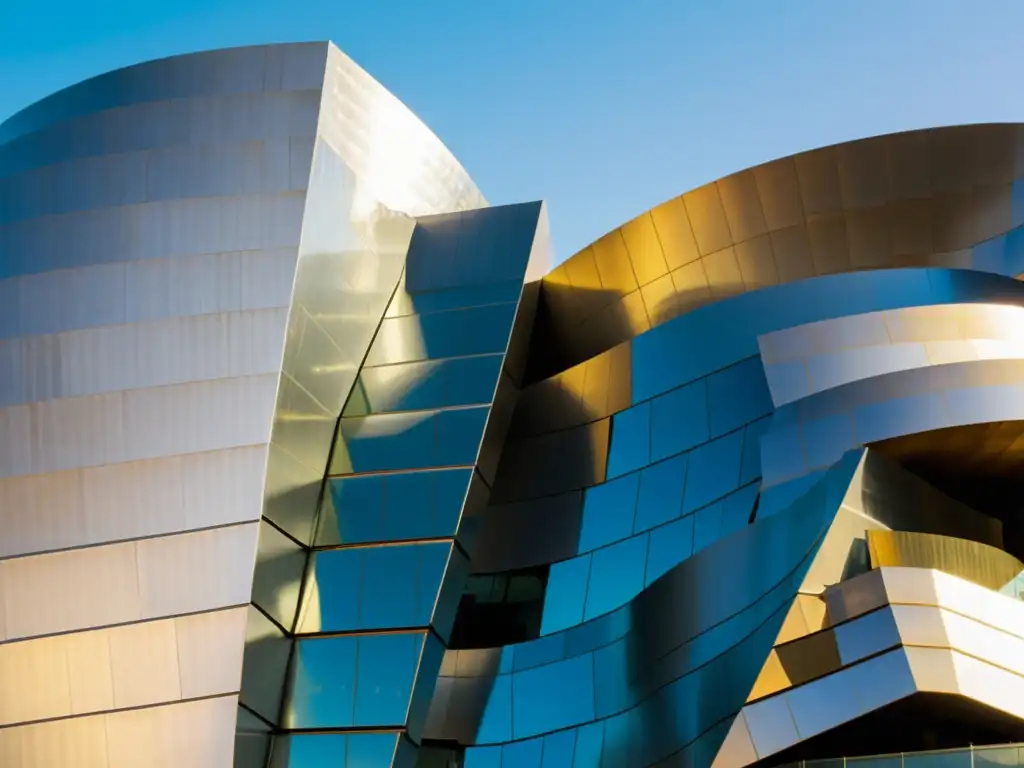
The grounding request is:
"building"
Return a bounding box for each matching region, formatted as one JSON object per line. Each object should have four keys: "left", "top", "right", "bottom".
{"left": 2, "top": 40, "right": 1024, "bottom": 768}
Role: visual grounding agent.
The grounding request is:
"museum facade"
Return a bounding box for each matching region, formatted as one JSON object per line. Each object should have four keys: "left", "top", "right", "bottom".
{"left": 3, "top": 40, "right": 1024, "bottom": 768}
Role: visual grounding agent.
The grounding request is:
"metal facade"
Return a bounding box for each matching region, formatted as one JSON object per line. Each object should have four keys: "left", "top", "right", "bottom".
{"left": 5, "top": 43, "right": 1024, "bottom": 768}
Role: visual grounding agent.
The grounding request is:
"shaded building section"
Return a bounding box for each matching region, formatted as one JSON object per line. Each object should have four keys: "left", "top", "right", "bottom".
{"left": 4, "top": 42, "right": 1024, "bottom": 768}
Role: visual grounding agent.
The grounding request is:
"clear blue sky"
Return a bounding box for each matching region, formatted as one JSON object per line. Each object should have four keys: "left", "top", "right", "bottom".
{"left": 3, "top": 0, "right": 1024, "bottom": 261}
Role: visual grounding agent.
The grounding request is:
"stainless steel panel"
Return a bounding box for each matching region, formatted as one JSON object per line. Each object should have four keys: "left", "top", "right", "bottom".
{"left": 0, "top": 308, "right": 287, "bottom": 407}
{"left": 0, "top": 444, "right": 265, "bottom": 559}
{"left": 135, "top": 523, "right": 258, "bottom": 619}
{"left": 104, "top": 694, "right": 238, "bottom": 768}
{"left": 0, "top": 374, "right": 278, "bottom": 479}
{"left": 176, "top": 607, "right": 248, "bottom": 699}
{"left": 316, "top": 46, "right": 486, "bottom": 217}
{"left": 0, "top": 538, "right": 141, "bottom": 640}
{"left": 0, "top": 609, "right": 243, "bottom": 728}
{"left": 109, "top": 619, "right": 181, "bottom": 708}
{"left": 1, "top": 194, "right": 308, "bottom": 279}
{"left": 0, "top": 713, "right": 110, "bottom": 766}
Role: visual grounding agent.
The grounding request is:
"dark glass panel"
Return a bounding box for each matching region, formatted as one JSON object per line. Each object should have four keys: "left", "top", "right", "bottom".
{"left": 578, "top": 471, "right": 641, "bottom": 553}
{"left": 650, "top": 378, "right": 709, "bottom": 462}
{"left": 298, "top": 542, "right": 452, "bottom": 633}
{"left": 681, "top": 429, "right": 745, "bottom": 513}
{"left": 707, "top": 356, "right": 774, "bottom": 437}
{"left": 606, "top": 401, "right": 651, "bottom": 479}
{"left": 584, "top": 534, "right": 648, "bottom": 621}
{"left": 633, "top": 453, "right": 687, "bottom": 532}
{"left": 512, "top": 652, "right": 596, "bottom": 739}
{"left": 539, "top": 554, "right": 591, "bottom": 636}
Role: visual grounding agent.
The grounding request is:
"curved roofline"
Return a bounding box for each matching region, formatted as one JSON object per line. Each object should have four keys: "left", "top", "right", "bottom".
{"left": 530, "top": 121, "right": 1024, "bottom": 381}
{"left": 568, "top": 121, "right": 1024, "bottom": 261}
{"left": 0, "top": 42, "right": 329, "bottom": 139}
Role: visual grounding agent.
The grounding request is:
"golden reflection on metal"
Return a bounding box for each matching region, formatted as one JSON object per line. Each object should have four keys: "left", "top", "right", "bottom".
{"left": 510, "top": 343, "right": 632, "bottom": 438}
{"left": 544, "top": 125, "right": 1022, "bottom": 372}
{"left": 874, "top": 420, "right": 1024, "bottom": 486}
{"left": 868, "top": 530, "right": 1024, "bottom": 594}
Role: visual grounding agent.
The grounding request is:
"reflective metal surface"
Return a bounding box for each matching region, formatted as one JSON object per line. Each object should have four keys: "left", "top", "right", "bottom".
{"left": 9, "top": 44, "right": 1024, "bottom": 768}
{"left": 534, "top": 125, "right": 1024, "bottom": 378}
{"left": 718, "top": 565, "right": 1024, "bottom": 768}
{"left": 0, "top": 41, "right": 487, "bottom": 767}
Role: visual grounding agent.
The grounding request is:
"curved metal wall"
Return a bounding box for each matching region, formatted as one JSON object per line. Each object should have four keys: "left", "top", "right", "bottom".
{"left": 7, "top": 48, "right": 1024, "bottom": 768}
{"left": 0, "top": 42, "right": 485, "bottom": 767}
{"left": 452, "top": 125, "right": 1024, "bottom": 767}
{"left": 535, "top": 124, "right": 1024, "bottom": 378}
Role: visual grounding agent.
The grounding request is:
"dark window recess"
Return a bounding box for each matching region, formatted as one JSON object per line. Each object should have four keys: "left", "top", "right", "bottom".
{"left": 448, "top": 567, "right": 548, "bottom": 648}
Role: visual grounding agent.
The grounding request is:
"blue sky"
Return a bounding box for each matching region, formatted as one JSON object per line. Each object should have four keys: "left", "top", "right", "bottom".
{"left": 3, "top": 0, "right": 1024, "bottom": 261}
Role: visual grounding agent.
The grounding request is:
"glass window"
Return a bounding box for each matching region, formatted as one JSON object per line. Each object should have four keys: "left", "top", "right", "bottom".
{"left": 692, "top": 500, "right": 724, "bottom": 554}
{"left": 650, "top": 378, "right": 708, "bottom": 462}
{"left": 298, "top": 542, "right": 452, "bottom": 633}
{"left": 347, "top": 355, "right": 503, "bottom": 416}
{"left": 542, "top": 730, "right": 578, "bottom": 767}
{"left": 476, "top": 673, "right": 513, "bottom": 744}
{"left": 606, "top": 402, "right": 651, "bottom": 479}
{"left": 388, "top": 280, "right": 523, "bottom": 318}
{"left": 584, "top": 534, "right": 648, "bottom": 621}
{"left": 366, "top": 303, "right": 518, "bottom": 366}
{"left": 319, "top": 475, "right": 385, "bottom": 545}
{"left": 631, "top": 322, "right": 699, "bottom": 403}
{"left": 513, "top": 652, "right": 596, "bottom": 739}
{"left": 360, "top": 542, "right": 451, "bottom": 629}
{"left": 346, "top": 733, "right": 401, "bottom": 765}
{"left": 335, "top": 412, "right": 435, "bottom": 474}
{"left": 573, "top": 722, "right": 605, "bottom": 768}
{"left": 436, "top": 406, "right": 490, "bottom": 465}
{"left": 540, "top": 555, "right": 591, "bottom": 636}
{"left": 645, "top": 514, "right": 694, "bottom": 586}
{"left": 464, "top": 746, "right": 503, "bottom": 768}
{"left": 513, "top": 632, "right": 567, "bottom": 672}
{"left": 269, "top": 732, "right": 400, "bottom": 767}
{"left": 432, "top": 468, "right": 474, "bottom": 536}
{"left": 633, "top": 453, "right": 687, "bottom": 533}
{"left": 602, "top": 709, "right": 637, "bottom": 766}
{"left": 502, "top": 738, "right": 543, "bottom": 768}
{"left": 975, "top": 745, "right": 1024, "bottom": 768}
{"left": 682, "top": 430, "right": 744, "bottom": 514}
{"left": 353, "top": 632, "right": 424, "bottom": 727}
{"left": 333, "top": 406, "right": 489, "bottom": 475}
{"left": 319, "top": 468, "right": 472, "bottom": 546}
{"left": 270, "top": 734, "right": 347, "bottom": 767}
{"left": 578, "top": 472, "right": 640, "bottom": 553}
{"left": 287, "top": 636, "right": 357, "bottom": 728}
{"left": 707, "top": 357, "right": 774, "bottom": 438}
{"left": 593, "top": 637, "right": 630, "bottom": 717}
